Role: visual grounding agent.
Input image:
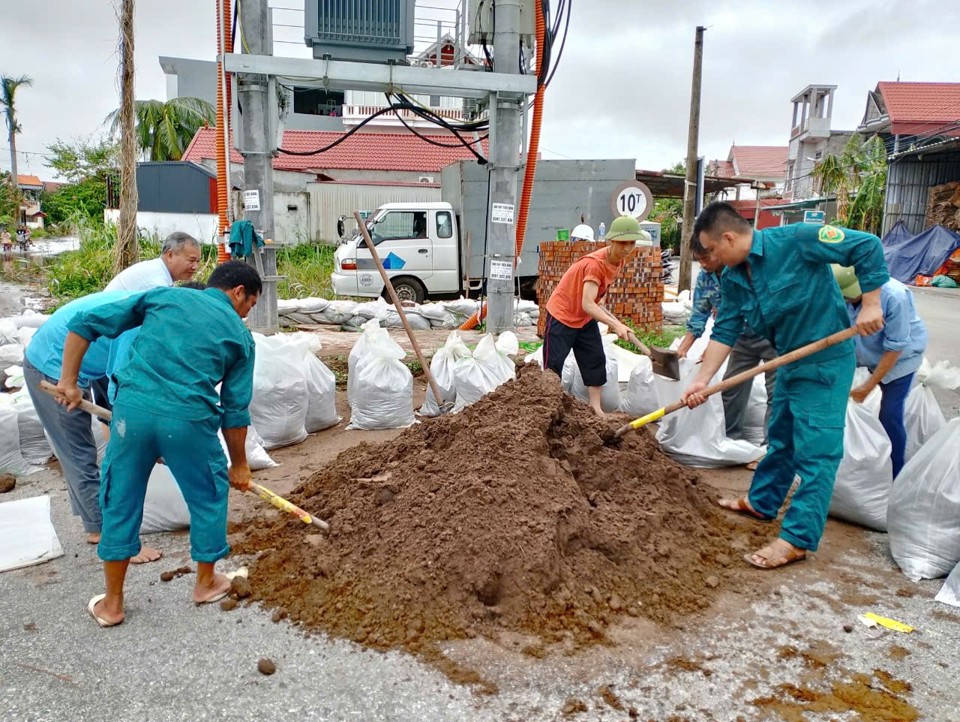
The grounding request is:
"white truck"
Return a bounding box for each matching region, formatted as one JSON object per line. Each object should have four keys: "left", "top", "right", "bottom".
{"left": 331, "top": 159, "right": 655, "bottom": 303}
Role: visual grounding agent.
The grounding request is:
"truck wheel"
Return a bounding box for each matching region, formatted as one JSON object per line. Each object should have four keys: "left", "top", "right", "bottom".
{"left": 386, "top": 277, "right": 426, "bottom": 304}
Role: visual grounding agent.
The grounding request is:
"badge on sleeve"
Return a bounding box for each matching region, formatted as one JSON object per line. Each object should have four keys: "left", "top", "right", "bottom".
{"left": 818, "top": 225, "right": 845, "bottom": 243}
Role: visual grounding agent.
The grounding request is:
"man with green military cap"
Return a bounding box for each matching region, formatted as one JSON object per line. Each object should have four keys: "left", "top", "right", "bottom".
{"left": 833, "top": 265, "right": 927, "bottom": 478}
{"left": 544, "top": 215, "right": 650, "bottom": 414}
{"left": 682, "top": 202, "right": 888, "bottom": 569}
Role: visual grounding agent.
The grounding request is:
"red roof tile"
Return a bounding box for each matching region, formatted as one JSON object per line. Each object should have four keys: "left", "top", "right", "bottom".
{"left": 877, "top": 82, "right": 960, "bottom": 136}
{"left": 708, "top": 160, "right": 736, "bottom": 178}
{"left": 729, "top": 146, "right": 787, "bottom": 180}
{"left": 17, "top": 174, "right": 43, "bottom": 188}
{"left": 182, "top": 127, "right": 487, "bottom": 174}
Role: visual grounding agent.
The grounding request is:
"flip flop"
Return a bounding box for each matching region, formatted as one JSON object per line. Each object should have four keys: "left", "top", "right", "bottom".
{"left": 716, "top": 497, "right": 773, "bottom": 522}
{"left": 194, "top": 589, "right": 229, "bottom": 606}
{"left": 194, "top": 570, "right": 245, "bottom": 606}
{"left": 130, "top": 547, "right": 164, "bottom": 565}
{"left": 743, "top": 544, "right": 807, "bottom": 570}
{"left": 87, "top": 594, "right": 123, "bottom": 628}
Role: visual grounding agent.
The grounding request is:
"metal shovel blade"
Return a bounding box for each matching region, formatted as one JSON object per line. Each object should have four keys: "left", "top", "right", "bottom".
{"left": 649, "top": 346, "right": 681, "bottom": 381}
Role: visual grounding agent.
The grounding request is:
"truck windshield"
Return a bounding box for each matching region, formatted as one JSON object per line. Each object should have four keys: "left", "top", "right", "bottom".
{"left": 364, "top": 211, "right": 427, "bottom": 246}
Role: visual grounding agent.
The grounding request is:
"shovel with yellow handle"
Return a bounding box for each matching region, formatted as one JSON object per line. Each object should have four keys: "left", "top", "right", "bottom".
{"left": 38, "top": 380, "right": 329, "bottom": 531}
{"left": 613, "top": 327, "right": 860, "bottom": 439}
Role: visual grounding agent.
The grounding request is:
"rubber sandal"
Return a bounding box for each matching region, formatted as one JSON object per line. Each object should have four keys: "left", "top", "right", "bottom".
{"left": 716, "top": 497, "right": 773, "bottom": 522}
{"left": 743, "top": 545, "right": 807, "bottom": 570}
{"left": 88, "top": 594, "right": 123, "bottom": 628}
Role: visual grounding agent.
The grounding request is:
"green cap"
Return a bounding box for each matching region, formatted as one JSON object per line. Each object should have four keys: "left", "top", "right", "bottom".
{"left": 831, "top": 264, "right": 862, "bottom": 299}
{"left": 604, "top": 215, "right": 650, "bottom": 242}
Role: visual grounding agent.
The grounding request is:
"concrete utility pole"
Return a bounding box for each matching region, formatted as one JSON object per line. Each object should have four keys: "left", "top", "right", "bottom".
{"left": 678, "top": 25, "right": 706, "bottom": 293}
{"left": 485, "top": 0, "right": 524, "bottom": 334}
{"left": 237, "top": 0, "right": 279, "bottom": 333}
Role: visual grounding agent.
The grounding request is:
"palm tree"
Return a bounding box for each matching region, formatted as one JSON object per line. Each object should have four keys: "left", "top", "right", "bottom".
{"left": 106, "top": 97, "right": 216, "bottom": 162}
{"left": 115, "top": 0, "right": 139, "bottom": 272}
{"left": 1, "top": 74, "right": 34, "bottom": 206}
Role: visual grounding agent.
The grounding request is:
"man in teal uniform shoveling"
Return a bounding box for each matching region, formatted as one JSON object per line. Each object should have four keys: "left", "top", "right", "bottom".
{"left": 682, "top": 202, "right": 888, "bottom": 569}
{"left": 55, "top": 261, "right": 261, "bottom": 626}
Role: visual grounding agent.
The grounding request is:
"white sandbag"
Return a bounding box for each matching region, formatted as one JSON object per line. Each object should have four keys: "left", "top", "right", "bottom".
{"left": 888, "top": 418, "right": 960, "bottom": 581}
{"left": 320, "top": 300, "right": 358, "bottom": 325}
{"left": 140, "top": 464, "right": 191, "bottom": 534}
{"left": 4, "top": 365, "right": 24, "bottom": 389}
{"left": 418, "top": 303, "right": 452, "bottom": 322}
{"left": 346, "top": 325, "right": 415, "bottom": 430}
{"left": 742, "top": 375, "right": 768, "bottom": 447}
{"left": 609, "top": 344, "right": 643, "bottom": 383}
{"left": 653, "top": 358, "right": 764, "bottom": 468}
{"left": 0, "top": 343, "right": 23, "bottom": 366}
{"left": 514, "top": 312, "right": 533, "bottom": 328}
{"left": 453, "top": 333, "right": 518, "bottom": 412}
{"left": 355, "top": 299, "right": 388, "bottom": 319}
{"left": 904, "top": 382, "right": 945, "bottom": 463}
{"left": 304, "top": 355, "right": 340, "bottom": 432}
{"left": 9, "top": 311, "right": 49, "bottom": 330}
{"left": 935, "top": 562, "right": 960, "bottom": 609}
{"left": 443, "top": 297, "right": 479, "bottom": 318}
{"left": 298, "top": 297, "right": 330, "bottom": 314}
{"left": 0, "top": 397, "right": 31, "bottom": 475}
{"left": 12, "top": 390, "right": 53, "bottom": 465}
{"left": 420, "top": 331, "right": 471, "bottom": 417}
{"left": 917, "top": 357, "right": 960, "bottom": 392}
{"left": 217, "top": 426, "right": 278, "bottom": 471}
{"left": 278, "top": 298, "right": 304, "bottom": 314}
{"left": 828, "top": 400, "right": 893, "bottom": 532}
{"left": 379, "top": 308, "right": 432, "bottom": 330}
{"left": 428, "top": 311, "right": 458, "bottom": 329}
{"left": 0, "top": 319, "right": 18, "bottom": 345}
{"left": 249, "top": 334, "right": 309, "bottom": 449}
{"left": 16, "top": 327, "right": 36, "bottom": 349}
{"left": 851, "top": 367, "right": 882, "bottom": 414}
{"left": 662, "top": 301, "right": 689, "bottom": 325}
{"left": 515, "top": 299, "right": 538, "bottom": 314}
{"left": 620, "top": 355, "right": 659, "bottom": 417}
{"left": 670, "top": 316, "right": 713, "bottom": 363}
{"left": 0, "top": 495, "right": 63, "bottom": 572}
{"left": 348, "top": 319, "right": 385, "bottom": 405}
{"left": 567, "top": 337, "right": 621, "bottom": 413}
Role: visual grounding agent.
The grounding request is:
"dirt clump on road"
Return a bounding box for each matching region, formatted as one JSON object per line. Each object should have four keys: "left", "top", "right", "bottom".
{"left": 238, "top": 368, "right": 749, "bottom": 654}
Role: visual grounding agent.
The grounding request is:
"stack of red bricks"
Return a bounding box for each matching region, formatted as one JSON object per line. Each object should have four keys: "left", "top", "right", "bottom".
{"left": 536, "top": 241, "right": 664, "bottom": 337}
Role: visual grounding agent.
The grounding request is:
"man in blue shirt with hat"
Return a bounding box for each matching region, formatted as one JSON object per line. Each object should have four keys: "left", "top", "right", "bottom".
{"left": 682, "top": 202, "right": 888, "bottom": 570}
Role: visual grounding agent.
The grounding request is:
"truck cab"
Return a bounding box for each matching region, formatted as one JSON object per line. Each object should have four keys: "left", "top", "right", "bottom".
{"left": 331, "top": 202, "right": 461, "bottom": 304}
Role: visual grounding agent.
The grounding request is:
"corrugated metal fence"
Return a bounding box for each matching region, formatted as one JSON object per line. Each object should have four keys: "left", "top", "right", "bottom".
{"left": 308, "top": 182, "right": 441, "bottom": 242}
{"left": 884, "top": 151, "right": 960, "bottom": 235}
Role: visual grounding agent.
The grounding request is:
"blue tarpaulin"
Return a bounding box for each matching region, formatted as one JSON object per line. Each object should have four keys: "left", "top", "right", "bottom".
{"left": 881, "top": 221, "right": 960, "bottom": 284}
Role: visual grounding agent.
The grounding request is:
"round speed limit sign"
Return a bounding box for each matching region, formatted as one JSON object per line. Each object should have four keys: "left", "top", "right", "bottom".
{"left": 610, "top": 181, "right": 653, "bottom": 221}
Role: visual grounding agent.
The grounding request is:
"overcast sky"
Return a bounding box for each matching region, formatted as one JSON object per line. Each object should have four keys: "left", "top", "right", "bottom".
{"left": 2, "top": 0, "right": 958, "bottom": 180}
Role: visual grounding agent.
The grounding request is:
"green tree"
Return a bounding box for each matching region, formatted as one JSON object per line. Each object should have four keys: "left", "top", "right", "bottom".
{"left": 649, "top": 161, "right": 686, "bottom": 251}
{"left": 0, "top": 171, "right": 19, "bottom": 227}
{"left": 46, "top": 136, "right": 119, "bottom": 184}
{"left": 812, "top": 134, "right": 887, "bottom": 235}
{"left": 105, "top": 97, "right": 215, "bottom": 162}
{"left": 43, "top": 136, "right": 119, "bottom": 229}
{"left": 1, "top": 74, "right": 33, "bottom": 202}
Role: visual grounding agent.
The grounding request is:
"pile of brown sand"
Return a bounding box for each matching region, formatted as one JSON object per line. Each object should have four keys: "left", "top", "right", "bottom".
{"left": 238, "top": 368, "right": 748, "bottom": 653}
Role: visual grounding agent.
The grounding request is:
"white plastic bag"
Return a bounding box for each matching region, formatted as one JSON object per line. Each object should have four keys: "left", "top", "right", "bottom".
{"left": 851, "top": 367, "right": 882, "bottom": 414}
{"left": 828, "top": 400, "right": 894, "bottom": 532}
{"left": 321, "top": 300, "right": 358, "bottom": 325}
{"left": 0, "top": 343, "right": 23, "bottom": 367}
{"left": 0, "top": 319, "right": 18, "bottom": 345}
{"left": 888, "top": 418, "right": 960, "bottom": 581}
{"left": 346, "top": 324, "right": 415, "bottom": 430}
{"left": 304, "top": 355, "right": 340, "bottom": 432}
{"left": 566, "top": 335, "right": 621, "bottom": 413}
{"left": 140, "top": 464, "right": 191, "bottom": 534}
{"left": 12, "top": 390, "right": 53, "bottom": 466}
{"left": 443, "top": 297, "right": 479, "bottom": 319}
{"left": 742, "top": 375, "right": 769, "bottom": 447}
{"left": 453, "top": 332, "right": 518, "bottom": 412}
{"left": 620, "top": 355, "right": 659, "bottom": 417}
{"left": 420, "top": 331, "right": 471, "bottom": 417}
{"left": 4, "top": 365, "right": 24, "bottom": 389}
{"left": 903, "top": 382, "right": 945, "bottom": 463}
{"left": 0, "top": 397, "right": 31, "bottom": 475}
{"left": 653, "top": 359, "right": 763, "bottom": 468}
{"left": 935, "top": 562, "right": 960, "bottom": 609}
{"left": 249, "top": 334, "right": 309, "bottom": 449}
{"left": 217, "top": 426, "right": 278, "bottom": 472}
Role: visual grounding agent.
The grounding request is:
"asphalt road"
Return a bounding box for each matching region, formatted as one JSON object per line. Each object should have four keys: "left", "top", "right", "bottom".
{"left": 912, "top": 286, "right": 960, "bottom": 416}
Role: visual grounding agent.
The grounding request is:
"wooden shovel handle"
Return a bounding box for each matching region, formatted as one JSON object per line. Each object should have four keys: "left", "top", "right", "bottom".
{"left": 353, "top": 211, "right": 446, "bottom": 407}
{"left": 39, "top": 380, "right": 112, "bottom": 421}
{"left": 616, "top": 326, "right": 858, "bottom": 436}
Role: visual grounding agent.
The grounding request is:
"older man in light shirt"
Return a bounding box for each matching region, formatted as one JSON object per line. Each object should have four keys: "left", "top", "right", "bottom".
{"left": 106, "top": 232, "right": 201, "bottom": 291}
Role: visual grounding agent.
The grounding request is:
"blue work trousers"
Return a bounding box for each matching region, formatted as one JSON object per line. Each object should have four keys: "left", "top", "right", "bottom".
{"left": 98, "top": 402, "right": 230, "bottom": 563}
{"left": 747, "top": 354, "right": 855, "bottom": 551}
{"left": 879, "top": 372, "right": 914, "bottom": 480}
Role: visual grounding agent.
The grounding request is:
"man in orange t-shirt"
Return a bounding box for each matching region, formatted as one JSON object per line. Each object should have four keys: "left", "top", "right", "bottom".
{"left": 544, "top": 215, "right": 649, "bottom": 414}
